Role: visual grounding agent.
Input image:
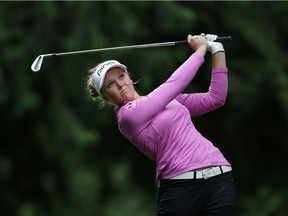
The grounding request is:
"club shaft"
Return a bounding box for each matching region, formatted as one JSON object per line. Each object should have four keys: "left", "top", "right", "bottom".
{"left": 50, "top": 41, "right": 177, "bottom": 57}
{"left": 48, "top": 36, "right": 232, "bottom": 57}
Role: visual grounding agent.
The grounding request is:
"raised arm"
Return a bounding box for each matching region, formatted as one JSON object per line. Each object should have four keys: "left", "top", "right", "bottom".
{"left": 176, "top": 39, "right": 228, "bottom": 116}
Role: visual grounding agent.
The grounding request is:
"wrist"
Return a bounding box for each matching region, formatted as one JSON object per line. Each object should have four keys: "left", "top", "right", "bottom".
{"left": 196, "top": 45, "right": 207, "bottom": 57}
{"left": 207, "top": 42, "right": 225, "bottom": 55}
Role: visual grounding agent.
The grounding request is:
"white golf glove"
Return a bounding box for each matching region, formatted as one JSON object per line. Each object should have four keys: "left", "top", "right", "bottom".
{"left": 205, "top": 34, "right": 218, "bottom": 42}
{"left": 206, "top": 34, "right": 225, "bottom": 55}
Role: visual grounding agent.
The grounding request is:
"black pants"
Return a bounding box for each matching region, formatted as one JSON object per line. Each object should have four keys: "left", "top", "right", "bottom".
{"left": 157, "top": 172, "right": 235, "bottom": 216}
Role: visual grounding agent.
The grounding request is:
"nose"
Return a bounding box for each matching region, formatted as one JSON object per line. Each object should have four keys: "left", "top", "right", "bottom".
{"left": 115, "top": 79, "right": 124, "bottom": 89}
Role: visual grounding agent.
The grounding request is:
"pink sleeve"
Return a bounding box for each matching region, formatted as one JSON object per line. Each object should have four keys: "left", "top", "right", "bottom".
{"left": 118, "top": 52, "right": 205, "bottom": 136}
{"left": 176, "top": 67, "right": 228, "bottom": 117}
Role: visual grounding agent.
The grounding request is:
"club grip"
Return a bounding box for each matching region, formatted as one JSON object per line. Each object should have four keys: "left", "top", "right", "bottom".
{"left": 175, "top": 36, "right": 232, "bottom": 45}
{"left": 215, "top": 36, "right": 232, "bottom": 42}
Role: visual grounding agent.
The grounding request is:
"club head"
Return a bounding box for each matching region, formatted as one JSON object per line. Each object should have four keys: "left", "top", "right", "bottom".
{"left": 31, "top": 55, "right": 44, "bottom": 72}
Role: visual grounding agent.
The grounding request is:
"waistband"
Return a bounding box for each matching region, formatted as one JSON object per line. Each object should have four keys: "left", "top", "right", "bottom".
{"left": 171, "top": 165, "right": 232, "bottom": 180}
{"left": 168, "top": 165, "right": 232, "bottom": 181}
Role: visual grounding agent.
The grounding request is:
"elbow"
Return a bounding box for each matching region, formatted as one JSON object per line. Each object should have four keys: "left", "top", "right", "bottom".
{"left": 211, "top": 94, "right": 227, "bottom": 109}
{"left": 216, "top": 99, "right": 226, "bottom": 108}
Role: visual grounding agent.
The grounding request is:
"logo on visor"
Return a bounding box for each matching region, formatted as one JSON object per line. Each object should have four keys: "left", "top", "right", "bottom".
{"left": 96, "top": 61, "right": 116, "bottom": 76}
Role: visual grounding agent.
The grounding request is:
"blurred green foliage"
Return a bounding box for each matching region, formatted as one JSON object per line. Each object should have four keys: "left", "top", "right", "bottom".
{"left": 0, "top": 1, "right": 288, "bottom": 216}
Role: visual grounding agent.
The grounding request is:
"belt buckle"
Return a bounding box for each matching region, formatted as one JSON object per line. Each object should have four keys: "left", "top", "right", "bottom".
{"left": 202, "top": 167, "right": 217, "bottom": 179}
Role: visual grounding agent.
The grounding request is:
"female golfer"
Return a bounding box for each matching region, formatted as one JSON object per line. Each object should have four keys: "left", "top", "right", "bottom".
{"left": 87, "top": 34, "right": 235, "bottom": 216}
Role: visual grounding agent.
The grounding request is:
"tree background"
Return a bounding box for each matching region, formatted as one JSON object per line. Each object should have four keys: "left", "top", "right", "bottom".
{"left": 1, "top": 1, "right": 288, "bottom": 216}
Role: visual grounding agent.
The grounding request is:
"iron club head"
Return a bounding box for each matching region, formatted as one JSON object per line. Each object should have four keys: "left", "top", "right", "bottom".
{"left": 31, "top": 55, "right": 45, "bottom": 72}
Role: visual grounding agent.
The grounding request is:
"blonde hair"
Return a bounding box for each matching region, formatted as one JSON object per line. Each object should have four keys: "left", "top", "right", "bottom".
{"left": 87, "top": 65, "right": 114, "bottom": 109}
{"left": 87, "top": 65, "right": 100, "bottom": 101}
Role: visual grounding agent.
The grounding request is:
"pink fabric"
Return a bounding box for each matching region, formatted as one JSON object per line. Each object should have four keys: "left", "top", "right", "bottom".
{"left": 117, "top": 52, "right": 230, "bottom": 180}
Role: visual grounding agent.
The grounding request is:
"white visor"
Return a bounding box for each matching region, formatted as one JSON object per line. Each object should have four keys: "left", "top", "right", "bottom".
{"left": 92, "top": 60, "right": 127, "bottom": 96}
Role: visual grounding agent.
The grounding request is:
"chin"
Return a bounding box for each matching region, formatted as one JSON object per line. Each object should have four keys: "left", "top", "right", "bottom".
{"left": 122, "top": 91, "right": 134, "bottom": 99}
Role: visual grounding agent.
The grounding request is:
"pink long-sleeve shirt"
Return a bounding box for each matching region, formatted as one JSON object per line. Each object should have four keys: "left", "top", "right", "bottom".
{"left": 117, "top": 52, "right": 230, "bottom": 180}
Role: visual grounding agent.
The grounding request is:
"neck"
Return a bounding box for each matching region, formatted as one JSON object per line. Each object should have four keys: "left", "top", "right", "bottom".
{"left": 134, "top": 91, "right": 141, "bottom": 99}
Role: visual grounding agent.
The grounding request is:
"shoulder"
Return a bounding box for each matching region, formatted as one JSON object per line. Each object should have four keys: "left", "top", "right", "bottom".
{"left": 117, "top": 100, "right": 140, "bottom": 121}
{"left": 116, "top": 100, "right": 143, "bottom": 137}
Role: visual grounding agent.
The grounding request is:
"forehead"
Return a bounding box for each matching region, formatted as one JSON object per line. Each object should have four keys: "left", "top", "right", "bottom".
{"left": 105, "top": 67, "right": 126, "bottom": 79}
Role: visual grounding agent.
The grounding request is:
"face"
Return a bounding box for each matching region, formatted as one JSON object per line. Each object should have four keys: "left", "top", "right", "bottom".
{"left": 102, "top": 67, "right": 137, "bottom": 105}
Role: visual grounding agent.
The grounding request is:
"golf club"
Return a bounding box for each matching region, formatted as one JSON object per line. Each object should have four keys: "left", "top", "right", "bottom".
{"left": 31, "top": 36, "right": 232, "bottom": 72}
